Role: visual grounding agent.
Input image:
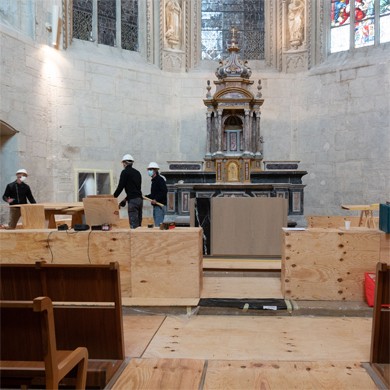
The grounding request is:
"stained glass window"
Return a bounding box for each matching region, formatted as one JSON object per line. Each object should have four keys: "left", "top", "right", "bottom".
{"left": 330, "top": 0, "right": 390, "bottom": 53}
{"left": 381, "top": 0, "right": 390, "bottom": 42}
{"left": 98, "top": 1, "right": 116, "bottom": 46}
{"left": 73, "top": 0, "right": 138, "bottom": 51}
{"left": 73, "top": 0, "right": 93, "bottom": 42}
{"left": 121, "top": 0, "right": 138, "bottom": 51}
{"left": 201, "top": 0, "right": 265, "bottom": 61}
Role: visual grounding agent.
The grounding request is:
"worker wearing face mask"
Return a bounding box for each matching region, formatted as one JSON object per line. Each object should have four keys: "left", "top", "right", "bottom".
{"left": 145, "top": 162, "right": 168, "bottom": 227}
{"left": 2, "top": 169, "right": 36, "bottom": 229}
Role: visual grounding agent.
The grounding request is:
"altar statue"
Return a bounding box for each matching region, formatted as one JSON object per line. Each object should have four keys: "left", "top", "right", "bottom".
{"left": 288, "top": 0, "right": 304, "bottom": 49}
{"left": 165, "top": 0, "right": 181, "bottom": 49}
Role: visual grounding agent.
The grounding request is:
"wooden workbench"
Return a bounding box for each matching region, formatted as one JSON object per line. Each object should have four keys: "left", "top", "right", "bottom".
{"left": 341, "top": 204, "right": 379, "bottom": 228}
{"left": 11, "top": 202, "right": 84, "bottom": 228}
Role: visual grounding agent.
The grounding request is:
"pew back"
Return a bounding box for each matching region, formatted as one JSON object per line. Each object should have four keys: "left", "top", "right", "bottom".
{"left": 0, "top": 262, "right": 125, "bottom": 388}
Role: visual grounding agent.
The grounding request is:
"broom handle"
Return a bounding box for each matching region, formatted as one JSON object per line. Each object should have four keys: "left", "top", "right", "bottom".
{"left": 143, "top": 196, "right": 164, "bottom": 208}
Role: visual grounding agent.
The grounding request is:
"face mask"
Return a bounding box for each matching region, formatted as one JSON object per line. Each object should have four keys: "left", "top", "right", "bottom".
{"left": 20, "top": 176, "right": 27, "bottom": 182}
{"left": 148, "top": 170, "right": 154, "bottom": 177}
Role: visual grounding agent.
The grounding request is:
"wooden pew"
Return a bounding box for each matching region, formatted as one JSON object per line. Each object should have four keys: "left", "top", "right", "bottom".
{"left": 369, "top": 262, "right": 390, "bottom": 388}
{"left": 0, "top": 262, "right": 125, "bottom": 389}
{"left": 0, "top": 296, "right": 88, "bottom": 389}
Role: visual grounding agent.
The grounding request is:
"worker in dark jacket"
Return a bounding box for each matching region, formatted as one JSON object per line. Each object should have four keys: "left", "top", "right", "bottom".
{"left": 113, "top": 154, "right": 143, "bottom": 228}
{"left": 145, "top": 162, "right": 168, "bottom": 227}
{"left": 2, "top": 168, "right": 36, "bottom": 229}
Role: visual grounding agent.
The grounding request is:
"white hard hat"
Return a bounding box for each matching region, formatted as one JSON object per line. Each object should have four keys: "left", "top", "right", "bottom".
{"left": 147, "top": 162, "right": 160, "bottom": 170}
{"left": 16, "top": 169, "right": 28, "bottom": 176}
{"left": 122, "top": 154, "right": 134, "bottom": 162}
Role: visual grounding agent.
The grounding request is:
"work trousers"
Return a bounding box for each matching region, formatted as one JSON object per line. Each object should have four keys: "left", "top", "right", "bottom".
{"left": 153, "top": 205, "right": 166, "bottom": 227}
{"left": 128, "top": 198, "right": 143, "bottom": 228}
{"left": 8, "top": 207, "right": 21, "bottom": 229}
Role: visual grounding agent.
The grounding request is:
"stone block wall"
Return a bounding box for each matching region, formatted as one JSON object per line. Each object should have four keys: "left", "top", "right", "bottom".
{"left": 1, "top": 21, "right": 389, "bottom": 225}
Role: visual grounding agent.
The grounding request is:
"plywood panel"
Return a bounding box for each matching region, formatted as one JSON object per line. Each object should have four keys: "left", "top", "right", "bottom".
{"left": 122, "top": 298, "right": 200, "bottom": 307}
{"left": 143, "top": 316, "right": 372, "bottom": 361}
{"left": 281, "top": 228, "right": 382, "bottom": 301}
{"left": 130, "top": 228, "right": 203, "bottom": 298}
{"left": 307, "top": 215, "right": 362, "bottom": 228}
{"left": 211, "top": 198, "right": 288, "bottom": 256}
{"left": 0, "top": 230, "right": 51, "bottom": 262}
{"left": 123, "top": 316, "right": 166, "bottom": 357}
{"left": 0, "top": 228, "right": 203, "bottom": 302}
{"left": 83, "top": 197, "right": 120, "bottom": 226}
{"left": 203, "top": 258, "right": 281, "bottom": 271}
{"left": 111, "top": 358, "right": 204, "bottom": 390}
{"left": 204, "top": 360, "right": 377, "bottom": 390}
{"left": 201, "top": 276, "right": 282, "bottom": 299}
{"left": 380, "top": 233, "right": 390, "bottom": 262}
{"left": 20, "top": 205, "right": 46, "bottom": 229}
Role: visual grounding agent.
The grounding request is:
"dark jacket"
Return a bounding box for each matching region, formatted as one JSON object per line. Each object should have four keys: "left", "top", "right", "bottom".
{"left": 2, "top": 181, "right": 36, "bottom": 205}
{"left": 113, "top": 164, "right": 142, "bottom": 200}
{"left": 146, "top": 173, "right": 168, "bottom": 206}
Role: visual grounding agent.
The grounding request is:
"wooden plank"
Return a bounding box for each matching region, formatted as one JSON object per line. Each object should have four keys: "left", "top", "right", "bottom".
{"left": 143, "top": 316, "right": 372, "bottom": 361}
{"left": 380, "top": 234, "right": 390, "bottom": 262}
{"left": 20, "top": 205, "right": 46, "bottom": 229}
{"left": 281, "top": 228, "right": 382, "bottom": 301}
{"left": 83, "top": 197, "right": 120, "bottom": 226}
{"left": 122, "top": 298, "right": 200, "bottom": 307}
{"left": 204, "top": 360, "right": 377, "bottom": 390}
{"left": 203, "top": 257, "right": 281, "bottom": 271}
{"left": 201, "top": 276, "right": 283, "bottom": 299}
{"left": 306, "top": 215, "right": 362, "bottom": 228}
{"left": 342, "top": 204, "right": 379, "bottom": 211}
{"left": 122, "top": 316, "right": 166, "bottom": 357}
{"left": 130, "top": 228, "right": 203, "bottom": 298}
{"left": 111, "top": 358, "right": 204, "bottom": 390}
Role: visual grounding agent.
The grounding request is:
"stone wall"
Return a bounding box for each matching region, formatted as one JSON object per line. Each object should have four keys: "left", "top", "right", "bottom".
{"left": 1, "top": 19, "right": 389, "bottom": 225}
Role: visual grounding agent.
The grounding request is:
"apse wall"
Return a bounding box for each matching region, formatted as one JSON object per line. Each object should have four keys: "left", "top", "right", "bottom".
{"left": 1, "top": 22, "right": 389, "bottom": 225}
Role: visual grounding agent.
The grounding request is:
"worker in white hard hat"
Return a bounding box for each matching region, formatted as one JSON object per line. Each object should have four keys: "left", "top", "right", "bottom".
{"left": 113, "top": 154, "right": 143, "bottom": 228}
{"left": 145, "top": 162, "right": 168, "bottom": 227}
{"left": 2, "top": 169, "right": 36, "bottom": 229}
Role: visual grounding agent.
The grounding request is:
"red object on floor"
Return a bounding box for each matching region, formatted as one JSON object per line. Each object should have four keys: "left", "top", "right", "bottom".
{"left": 365, "top": 272, "right": 376, "bottom": 307}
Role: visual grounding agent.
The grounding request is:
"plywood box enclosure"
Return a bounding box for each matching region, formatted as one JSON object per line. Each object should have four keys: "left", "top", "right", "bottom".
{"left": 307, "top": 215, "right": 379, "bottom": 229}
{"left": 211, "top": 197, "right": 288, "bottom": 257}
{"left": 0, "top": 228, "right": 203, "bottom": 302}
{"left": 281, "top": 227, "right": 383, "bottom": 301}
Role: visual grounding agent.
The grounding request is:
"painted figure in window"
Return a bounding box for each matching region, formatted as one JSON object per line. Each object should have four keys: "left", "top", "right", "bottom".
{"left": 288, "top": 0, "right": 305, "bottom": 49}
{"left": 165, "top": 0, "right": 181, "bottom": 49}
{"left": 332, "top": 0, "right": 349, "bottom": 26}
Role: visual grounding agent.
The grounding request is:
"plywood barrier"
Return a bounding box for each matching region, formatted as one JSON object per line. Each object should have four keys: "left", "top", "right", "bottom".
{"left": 0, "top": 228, "right": 203, "bottom": 302}
{"left": 211, "top": 197, "right": 288, "bottom": 256}
{"left": 281, "top": 228, "right": 383, "bottom": 301}
{"left": 380, "top": 233, "right": 390, "bottom": 262}
{"left": 307, "top": 215, "right": 379, "bottom": 228}
{"left": 130, "top": 228, "right": 203, "bottom": 298}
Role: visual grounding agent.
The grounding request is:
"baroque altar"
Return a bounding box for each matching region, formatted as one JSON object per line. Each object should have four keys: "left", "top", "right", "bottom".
{"left": 162, "top": 29, "right": 307, "bottom": 247}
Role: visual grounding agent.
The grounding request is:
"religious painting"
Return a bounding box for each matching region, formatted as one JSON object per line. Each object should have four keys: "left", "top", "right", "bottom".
{"left": 167, "top": 192, "right": 175, "bottom": 212}
{"left": 181, "top": 192, "right": 190, "bottom": 213}
{"left": 227, "top": 162, "right": 239, "bottom": 182}
{"left": 292, "top": 191, "right": 301, "bottom": 212}
{"left": 230, "top": 132, "right": 238, "bottom": 151}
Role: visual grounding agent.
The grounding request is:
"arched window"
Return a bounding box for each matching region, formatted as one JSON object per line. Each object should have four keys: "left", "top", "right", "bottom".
{"left": 201, "top": 0, "right": 265, "bottom": 61}
{"left": 330, "top": 0, "right": 390, "bottom": 53}
{"left": 73, "top": 0, "right": 138, "bottom": 51}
